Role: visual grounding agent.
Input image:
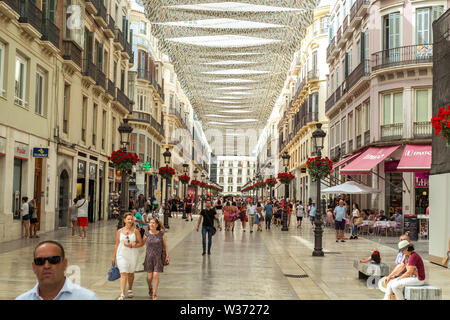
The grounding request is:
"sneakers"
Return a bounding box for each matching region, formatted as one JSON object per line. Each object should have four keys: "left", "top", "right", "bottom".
{"left": 202, "top": 252, "right": 206, "bottom": 256}
{"left": 341, "top": 240, "right": 346, "bottom": 242}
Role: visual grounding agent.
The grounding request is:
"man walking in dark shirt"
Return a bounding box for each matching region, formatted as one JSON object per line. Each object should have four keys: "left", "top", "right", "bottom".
{"left": 196, "top": 200, "right": 222, "bottom": 256}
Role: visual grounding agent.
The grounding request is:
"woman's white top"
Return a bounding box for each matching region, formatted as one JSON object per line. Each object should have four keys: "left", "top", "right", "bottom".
{"left": 352, "top": 209, "right": 359, "bottom": 217}
{"left": 76, "top": 199, "right": 89, "bottom": 218}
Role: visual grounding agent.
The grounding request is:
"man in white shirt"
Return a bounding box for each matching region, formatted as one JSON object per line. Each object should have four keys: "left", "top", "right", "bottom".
{"left": 75, "top": 195, "right": 89, "bottom": 239}
{"left": 296, "top": 201, "right": 304, "bottom": 228}
{"left": 247, "top": 200, "right": 257, "bottom": 233}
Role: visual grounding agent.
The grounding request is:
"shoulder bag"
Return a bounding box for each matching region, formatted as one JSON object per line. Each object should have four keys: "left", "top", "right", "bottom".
{"left": 107, "top": 263, "right": 120, "bottom": 281}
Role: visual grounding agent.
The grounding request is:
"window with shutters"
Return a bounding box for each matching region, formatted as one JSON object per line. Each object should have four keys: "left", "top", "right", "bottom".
{"left": 35, "top": 68, "right": 46, "bottom": 116}
{"left": 81, "top": 96, "right": 87, "bottom": 143}
{"left": 92, "top": 104, "right": 97, "bottom": 146}
{"left": 321, "top": 16, "right": 329, "bottom": 34}
{"left": 415, "top": 88, "right": 432, "bottom": 122}
{"left": 383, "top": 13, "right": 401, "bottom": 50}
{"left": 63, "top": 84, "right": 70, "bottom": 134}
{"left": 416, "top": 6, "right": 444, "bottom": 44}
{"left": 129, "top": 133, "right": 137, "bottom": 153}
{"left": 382, "top": 92, "right": 403, "bottom": 125}
{"left": 139, "top": 135, "right": 145, "bottom": 162}
{"left": 15, "top": 54, "right": 27, "bottom": 107}
{"left": 102, "top": 110, "right": 106, "bottom": 150}
{"left": 0, "top": 43, "right": 4, "bottom": 97}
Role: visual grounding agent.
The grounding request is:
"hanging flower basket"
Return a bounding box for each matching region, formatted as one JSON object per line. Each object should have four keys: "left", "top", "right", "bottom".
{"left": 277, "top": 172, "right": 295, "bottom": 184}
{"left": 178, "top": 174, "right": 190, "bottom": 184}
{"left": 431, "top": 105, "right": 450, "bottom": 146}
{"left": 306, "top": 157, "right": 333, "bottom": 180}
{"left": 159, "top": 166, "right": 176, "bottom": 180}
{"left": 108, "top": 150, "right": 139, "bottom": 174}
{"left": 265, "top": 178, "right": 277, "bottom": 187}
{"left": 190, "top": 179, "right": 201, "bottom": 186}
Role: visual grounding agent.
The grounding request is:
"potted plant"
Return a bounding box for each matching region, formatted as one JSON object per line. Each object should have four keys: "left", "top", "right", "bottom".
{"left": 108, "top": 149, "right": 139, "bottom": 174}
{"left": 277, "top": 172, "right": 295, "bottom": 184}
{"left": 431, "top": 105, "right": 450, "bottom": 146}
{"left": 306, "top": 156, "right": 333, "bottom": 180}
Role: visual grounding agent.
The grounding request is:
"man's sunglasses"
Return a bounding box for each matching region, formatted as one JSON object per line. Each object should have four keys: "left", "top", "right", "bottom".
{"left": 34, "top": 256, "right": 62, "bottom": 266}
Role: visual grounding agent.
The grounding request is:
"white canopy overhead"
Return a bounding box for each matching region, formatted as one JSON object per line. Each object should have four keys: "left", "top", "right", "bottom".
{"left": 142, "top": 0, "right": 319, "bottom": 145}
{"left": 321, "top": 181, "right": 381, "bottom": 195}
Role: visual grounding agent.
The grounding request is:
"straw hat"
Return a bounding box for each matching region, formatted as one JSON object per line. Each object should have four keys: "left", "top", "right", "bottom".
{"left": 378, "top": 276, "right": 388, "bottom": 293}
{"left": 398, "top": 240, "right": 410, "bottom": 252}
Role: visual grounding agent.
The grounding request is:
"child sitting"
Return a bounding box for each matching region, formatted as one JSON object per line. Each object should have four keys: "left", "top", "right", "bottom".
{"left": 360, "top": 249, "right": 381, "bottom": 264}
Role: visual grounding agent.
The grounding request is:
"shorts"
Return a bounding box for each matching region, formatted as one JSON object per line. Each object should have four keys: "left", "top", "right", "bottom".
{"left": 297, "top": 216, "right": 303, "bottom": 221}
{"left": 275, "top": 213, "right": 281, "bottom": 219}
{"left": 335, "top": 220, "right": 345, "bottom": 230}
{"left": 22, "top": 214, "right": 30, "bottom": 221}
{"left": 309, "top": 216, "right": 315, "bottom": 221}
{"left": 186, "top": 207, "right": 192, "bottom": 214}
{"left": 77, "top": 217, "right": 88, "bottom": 227}
{"left": 30, "top": 218, "right": 38, "bottom": 224}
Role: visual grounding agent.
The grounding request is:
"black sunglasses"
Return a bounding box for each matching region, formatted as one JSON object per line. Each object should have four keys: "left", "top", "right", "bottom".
{"left": 34, "top": 256, "right": 62, "bottom": 266}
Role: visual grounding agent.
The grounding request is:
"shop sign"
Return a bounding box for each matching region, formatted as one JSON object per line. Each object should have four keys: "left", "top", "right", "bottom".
{"left": 89, "top": 163, "right": 97, "bottom": 180}
{"left": 14, "top": 142, "right": 29, "bottom": 160}
{"left": 414, "top": 172, "right": 429, "bottom": 188}
{"left": 78, "top": 160, "right": 86, "bottom": 178}
{"left": 0, "top": 137, "right": 6, "bottom": 155}
{"left": 33, "top": 148, "right": 49, "bottom": 158}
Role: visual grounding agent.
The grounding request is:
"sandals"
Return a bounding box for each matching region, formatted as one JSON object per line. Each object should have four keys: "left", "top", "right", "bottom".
{"left": 118, "top": 294, "right": 125, "bottom": 300}
{"left": 128, "top": 290, "right": 133, "bottom": 298}
{"left": 152, "top": 294, "right": 157, "bottom": 300}
{"left": 148, "top": 287, "right": 153, "bottom": 297}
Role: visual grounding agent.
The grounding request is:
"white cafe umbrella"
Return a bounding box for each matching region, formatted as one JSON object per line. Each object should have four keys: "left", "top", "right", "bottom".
{"left": 322, "top": 181, "right": 381, "bottom": 194}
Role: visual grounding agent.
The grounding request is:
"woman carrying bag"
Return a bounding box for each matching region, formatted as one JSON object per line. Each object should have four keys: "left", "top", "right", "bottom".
{"left": 351, "top": 203, "right": 363, "bottom": 239}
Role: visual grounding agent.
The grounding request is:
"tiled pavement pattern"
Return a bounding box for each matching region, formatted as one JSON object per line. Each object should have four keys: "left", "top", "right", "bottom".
{"left": 0, "top": 216, "right": 448, "bottom": 300}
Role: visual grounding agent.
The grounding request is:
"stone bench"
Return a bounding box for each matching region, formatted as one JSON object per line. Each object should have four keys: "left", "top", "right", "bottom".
{"left": 404, "top": 285, "right": 442, "bottom": 300}
{"left": 353, "top": 260, "right": 390, "bottom": 279}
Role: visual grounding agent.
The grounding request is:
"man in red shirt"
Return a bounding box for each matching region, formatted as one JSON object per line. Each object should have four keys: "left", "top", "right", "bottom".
{"left": 383, "top": 240, "right": 425, "bottom": 300}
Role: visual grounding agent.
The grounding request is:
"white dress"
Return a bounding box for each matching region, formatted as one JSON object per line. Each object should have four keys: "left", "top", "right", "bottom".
{"left": 116, "top": 232, "right": 139, "bottom": 273}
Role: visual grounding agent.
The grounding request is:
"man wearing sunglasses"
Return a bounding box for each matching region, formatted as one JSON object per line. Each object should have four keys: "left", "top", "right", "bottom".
{"left": 16, "top": 241, "right": 98, "bottom": 300}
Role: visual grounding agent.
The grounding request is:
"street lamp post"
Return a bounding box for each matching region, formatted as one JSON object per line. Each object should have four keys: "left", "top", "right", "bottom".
{"left": 281, "top": 152, "right": 290, "bottom": 232}
{"left": 117, "top": 119, "right": 133, "bottom": 229}
{"left": 269, "top": 175, "right": 273, "bottom": 202}
{"left": 312, "top": 123, "right": 326, "bottom": 257}
{"left": 163, "top": 148, "right": 172, "bottom": 229}
{"left": 201, "top": 172, "right": 205, "bottom": 211}
{"left": 193, "top": 168, "right": 199, "bottom": 213}
{"left": 182, "top": 163, "right": 189, "bottom": 220}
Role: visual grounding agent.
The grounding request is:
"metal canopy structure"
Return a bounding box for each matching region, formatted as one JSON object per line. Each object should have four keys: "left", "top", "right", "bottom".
{"left": 142, "top": 0, "right": 318, "bottom": 148}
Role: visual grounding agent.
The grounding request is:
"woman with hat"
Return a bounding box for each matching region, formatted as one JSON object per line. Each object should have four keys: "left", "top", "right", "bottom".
{"left": 383, "top": 240, "right": 426, "bottom": 300}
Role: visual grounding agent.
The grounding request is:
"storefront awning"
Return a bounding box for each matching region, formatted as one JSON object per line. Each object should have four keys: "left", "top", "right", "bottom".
{"left": 333, "top": 152, "right": 362, "bottom": 169}
{"left": 340, "top": 146, "right": 400, "bottom": 175}
{"left": 397, "top": 144, "right": 431, "bottom": 172}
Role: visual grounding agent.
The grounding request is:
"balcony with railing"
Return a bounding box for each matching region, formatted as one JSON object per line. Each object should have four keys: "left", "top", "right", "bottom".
{"left": 104, "top": 15, "right": 115, "bottom": 38}
{"left": 364, "top": 130, "right": 370, "bottom": 145}
{"left": 350, "top": 0, "right": 369, "bottom": 27}
{"left": 92, "top": 0, "right": 107, "bottom": 27}
{"left": 346, "top": 59, "right": 370, "bottom": 90}
{"left": 381, "top": 123, "right": 403, "bottom": 141}
{"left": 325, "top": 91, "right": 335, "bottom": 113}
{"left": 307, "top": 70, "right": 319, "bottom": 82}
{"left": 116, "top": 88, "right": 130, "bottom": 112}
{"left": 95, "top": 68, "right": 106, "bottom": 89}
{"left": 337, "top": 26, "right": 345, "bottom": 48}
{"left": 18, "top": 0, "right": 42, "bottom": 36}
{"left": 82, "top": 58, "right": 96, "bottom": 82}
{"left": 62, "top": 40, "right": 82, "bottom": 69}
{"left": 114, "top": 28, "right": 124, "bottom": 50}
{"left": 107, "top": 79, "right": 115, "bottom": 98}
{"left": 326, "top": 37, "right": 336, "bottom": 62}
{"left": 343, "top": 15, "right": 352, "bottom": 39}
{"left": 413, "top": 121, "right": 432, "bottom": 138}
{"left": 1, "top": 0, "right": 20, "bottom": 19}
{"left": 372, "top": 44, "right": 433, "bottom": 71}
{"left": 41, "top": 18, "right": 60, "bottom": 50}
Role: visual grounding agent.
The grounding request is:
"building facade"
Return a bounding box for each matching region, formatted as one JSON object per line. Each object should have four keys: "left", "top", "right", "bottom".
{"left": 325, "top": 0, "right": 447, "bottom": 236}
{"left": 217, "top": 156, "right": 256, "bottom": 195}
{"left": 277, "top": 0, "right": 331, "bottom": 203}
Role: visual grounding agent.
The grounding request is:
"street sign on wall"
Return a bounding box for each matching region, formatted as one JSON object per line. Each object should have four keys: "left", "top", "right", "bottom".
{"left": 33, "top": 148, "right": 49, "bottom": 158}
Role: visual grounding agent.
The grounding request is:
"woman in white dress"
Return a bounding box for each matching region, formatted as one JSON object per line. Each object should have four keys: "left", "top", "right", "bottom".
{"left": 112, "top": 213, "right": 143, "bottom": 300}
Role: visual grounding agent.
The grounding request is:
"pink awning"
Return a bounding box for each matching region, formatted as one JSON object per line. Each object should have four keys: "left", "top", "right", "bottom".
{"left": 333, "top": 152, "right": 362, "bottom": 169}
{"left": 340, "top": 146, "right": 400, "bottom": 175}
{"left": 397, "top": 144, "right": 431, "bottom": 172}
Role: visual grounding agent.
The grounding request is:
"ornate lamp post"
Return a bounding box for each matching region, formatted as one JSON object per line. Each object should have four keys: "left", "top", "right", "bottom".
{"left": 201, "top": 172, "right": 205, "bottom": 211}
{"left": 193, "top": 168, "right": 199, "bottom": 212}
{"left": 182, "top": 163, "right": 189, "bottom": 220}
{"left": 117, "top": 119, "right": 133, "bottom": 229}
{"left": 163, "top": 148, "right": 172, "bottom": 229}
{"left": 281, "top": 151, "right": 291, "bottom": 232}
{"left": 312, "top": 123, "right": 326, "bottom": 257}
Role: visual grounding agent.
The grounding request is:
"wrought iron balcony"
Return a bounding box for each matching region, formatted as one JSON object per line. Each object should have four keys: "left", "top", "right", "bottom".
{"left": 93, "top": 0, "right": 107, "bottom": 26}
{"left": 114, "top": 28, "right": 124, "bottom": 49}
{"left": 413, "top": 121, "right": 432, "bottom": 138}
{"left": 336, "top": 26, "right": 342, "bottom": 46}
{"left": 82, "top": 58, "right": 96, "bottom": 81}
{"left": 327, "top": 37, "right": 336, "bottom": 61}
{"left": 325, "top": 91, "right": 335, "bottom": 113}
{"left": 95, "top": 68, "right": 106, "bottom": 89}
{"left": 343, "top": 15, "right": 352, "bottom": 39}
{"left": 350, "top": 0, "right": 369, "bottom": 26}
{"left": 41, "top": 18, "right": 60, "bottom": 49}
{"left": 107, "top": 79, "right": 115, "bottom": 98}
{"left": 62, "top": 40, "right": 82, "bottom": 68}
{"left": 1, "top": 0, "right": 19, "bottom": 16}
{"left": 372, "top": 44, "right": 433, "bottom": 71}
{"left": 381, "top": 123, "right": 403, "bottom": 141}
{"left": 104, "top": 15, "right": 115, "bottom": 38}
{"left": 116, "top": 88, "right": 130, "bottom": 112}
{"left": 346, "top": 59, "right": 370, "bottom": 90}
{"left": 18, "top": 0, "right": 42, "bottom": 34}
{"left": 307, "top": 70, "right": 319, "bottom": 82}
